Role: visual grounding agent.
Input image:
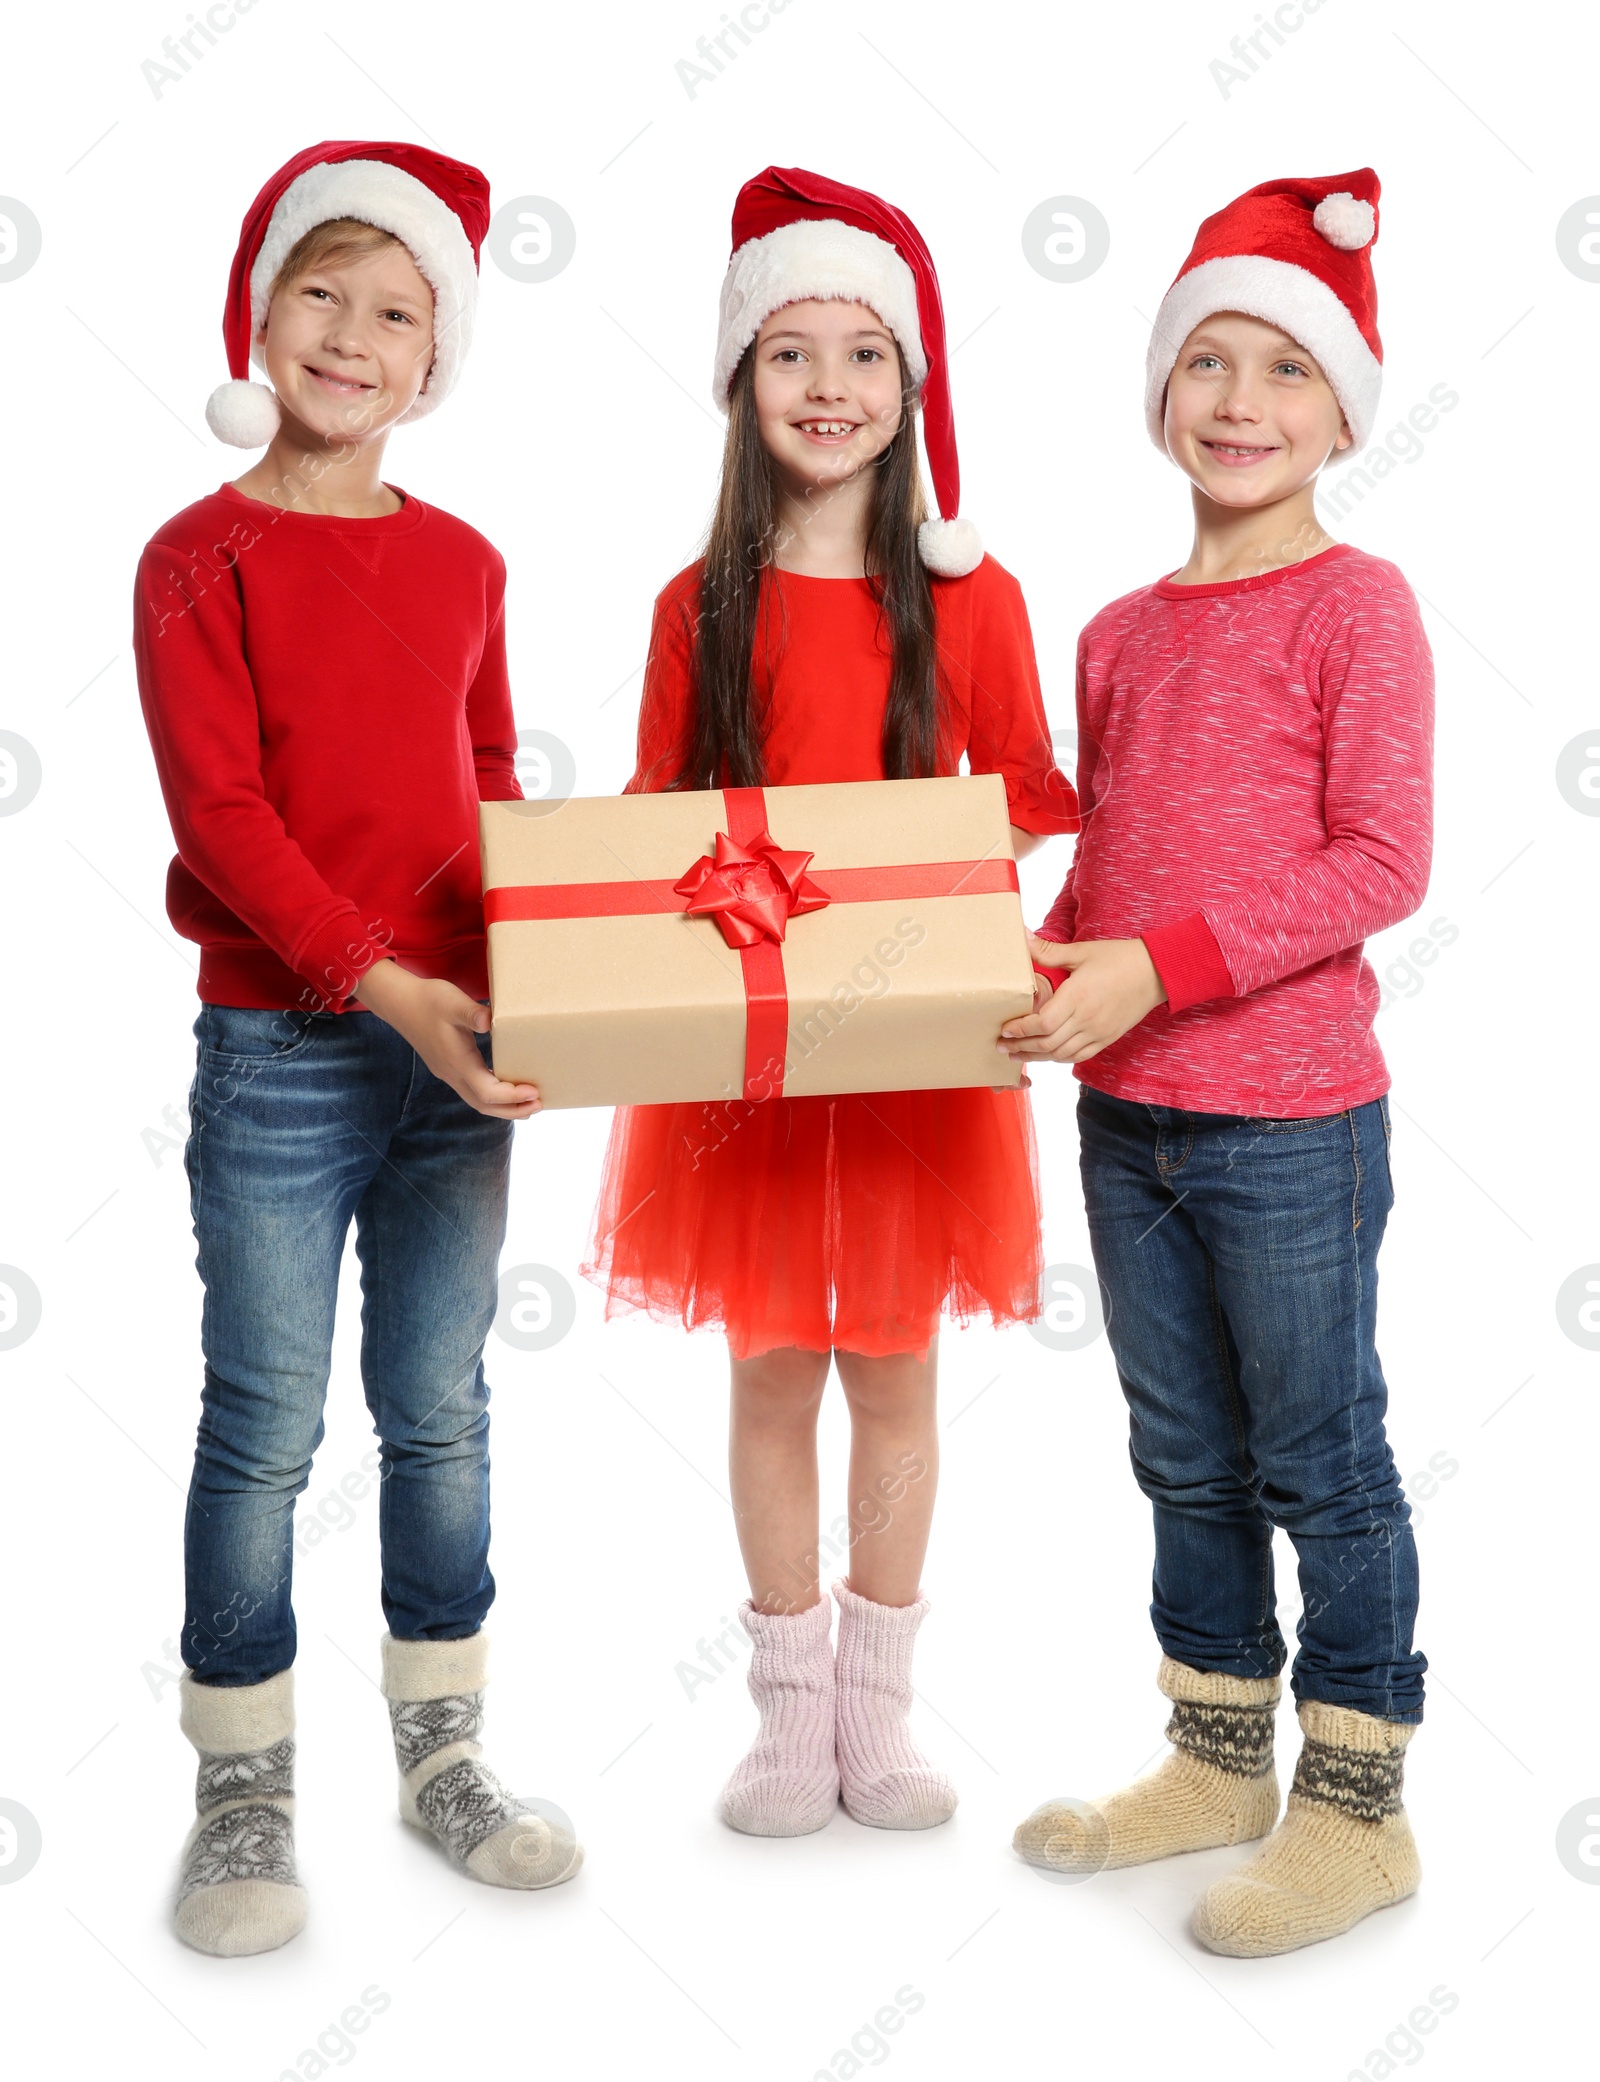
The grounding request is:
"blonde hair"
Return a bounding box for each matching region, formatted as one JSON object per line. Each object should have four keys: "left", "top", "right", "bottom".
{"left": 267, "top": 217, "right": 417, "bottom": 304}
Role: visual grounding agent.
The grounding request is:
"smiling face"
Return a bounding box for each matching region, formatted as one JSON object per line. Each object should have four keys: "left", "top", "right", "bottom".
{"left": 256, "top": 239, "right": 435, "bottom": 447}
{"left": 750, "top": 298, "right": 906, "bottom": 495}
{"left": 1163, "top": 311, "right": 1351, "bottom": 508}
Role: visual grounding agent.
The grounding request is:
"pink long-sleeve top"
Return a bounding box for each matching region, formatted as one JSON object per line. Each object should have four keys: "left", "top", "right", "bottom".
{"left": 1040, "top": 544, "right": 1434, "bottom": 1116}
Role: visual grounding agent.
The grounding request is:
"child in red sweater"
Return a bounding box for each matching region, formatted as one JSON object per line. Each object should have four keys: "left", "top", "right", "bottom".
{"left": 1006, "top": 173, "right": 1432, "bottom": 1956}
{"left": 134, "top": 142, "right": 578, "bottom": 1956}
{"left": 586, "top": 168, "right": 1076, "bottom": 1837}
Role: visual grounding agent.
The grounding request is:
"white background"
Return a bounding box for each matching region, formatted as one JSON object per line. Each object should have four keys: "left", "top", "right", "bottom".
{"left": 1, "top": 0, "right": 1594, "bottom": 2075}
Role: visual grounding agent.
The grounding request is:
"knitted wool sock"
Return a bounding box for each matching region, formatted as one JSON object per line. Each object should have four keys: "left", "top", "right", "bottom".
{"left": 832, "top": 1581, "right": 957, "bottom": 1831}
{"left": 175, "top": 1667, "right": 308, "bottom": 1956}
{"left": 380, "top": 1633, "right": 581, "bottom": 1890}
{"left": 1014, "top": 1657, "right": 1281, "bottom": 1874}
{"left": 1192, "top": 1700, "right": 1419, "bottom": 1956}
{"left": 721, "top": 1596, "right": 840, "bottom": 1836}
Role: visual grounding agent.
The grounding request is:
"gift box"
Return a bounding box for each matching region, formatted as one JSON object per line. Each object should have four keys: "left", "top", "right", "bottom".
{"left": 479, "top": 774, "right": 1034, "bottom": 1109}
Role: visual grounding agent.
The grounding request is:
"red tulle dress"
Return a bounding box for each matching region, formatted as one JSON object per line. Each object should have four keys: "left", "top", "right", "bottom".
{"left": 583, "top": 555, "right": 1080, "bottom": 1358}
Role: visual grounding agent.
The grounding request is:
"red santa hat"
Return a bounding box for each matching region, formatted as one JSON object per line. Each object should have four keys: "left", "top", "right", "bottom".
{"left": 1145, "top": 169, "right": 1383, "bottom": 453}
{"left": 205, "top": 139, "right": 491, "bottom": 449}
{"left": 714, "top": 166, "right": 980, "bottom": 579}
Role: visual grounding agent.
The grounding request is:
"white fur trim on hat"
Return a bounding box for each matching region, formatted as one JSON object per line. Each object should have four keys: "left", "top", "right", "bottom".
{"left": 713, "top": 217, "right": 926, "bottom": 407}
{"left": 917, "top": 516, "right": 983, "bottom": 578}
{"left": 248, "top": 158, "right": 478, "bottom": 425}
{"left": 205, "top": 378, "right": 282, "bottom": 448}
{"left": 1144, "top": 252, "right": 1382, "bottom": 453}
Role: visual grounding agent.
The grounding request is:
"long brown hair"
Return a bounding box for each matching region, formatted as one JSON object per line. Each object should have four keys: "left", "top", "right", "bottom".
{"left": 673, "top": 343, "right": 942, "bottom": 791}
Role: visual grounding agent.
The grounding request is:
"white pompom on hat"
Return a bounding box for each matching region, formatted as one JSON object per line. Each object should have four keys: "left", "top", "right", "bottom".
{"left": 205, "top": 378, "right": 285, "bottom": 449}
{"left": 205, "top": 139, "right": 490, "bottom": 448}
{"left": 1311, "top": 190, "right": 1377, "bottom": 251}
{"left": 1144, "top": 168, "right": 1383, "bottom": 452}
{"left": 716, "top": 166, "right": 982, "bottom": 578}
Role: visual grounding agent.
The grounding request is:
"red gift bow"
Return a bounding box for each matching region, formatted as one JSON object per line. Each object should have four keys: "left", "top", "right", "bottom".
{"left": 484, "top": 785, "right": 1020, "bottom": 1102}
{"left": 672, "top": 824, "right": 830, "bottom": 947}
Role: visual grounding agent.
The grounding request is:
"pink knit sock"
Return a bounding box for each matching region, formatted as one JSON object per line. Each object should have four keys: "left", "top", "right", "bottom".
{"left": 833, "top": 1580, "right": 958, "bottom": 1830}
{"left": 720, "top": 1596, "right": 840, "bottom": 1837}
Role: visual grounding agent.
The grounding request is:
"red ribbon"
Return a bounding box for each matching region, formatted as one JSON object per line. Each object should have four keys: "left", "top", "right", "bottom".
{"left": 672, "top": 816, "right": 829, "bottom": 948}
{"left": 484, "top": 785, "right": 1019, "bottom": 1101}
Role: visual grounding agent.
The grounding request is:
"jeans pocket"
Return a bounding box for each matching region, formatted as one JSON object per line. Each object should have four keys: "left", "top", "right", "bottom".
{"left": 1251, "top": 1107, "right": 1350, "bottom": 1136}
{"left": 200, "top": 1004, "right": 320, "bottom": 1066}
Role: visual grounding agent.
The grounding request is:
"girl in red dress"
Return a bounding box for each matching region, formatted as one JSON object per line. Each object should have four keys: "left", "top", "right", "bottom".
{"left": 585, "top": 168, "right": 1077, "bottom": 1836}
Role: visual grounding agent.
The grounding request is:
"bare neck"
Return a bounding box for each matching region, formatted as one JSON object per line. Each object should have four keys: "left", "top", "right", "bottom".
{"left": 1169, "top": 482, "right": 1334, "bottom": 586}
{"left": 231, "top": 420, "right": 402, "bottom": 518}
{"left": 770, "top": 466, "right": 875, "bottom": 578}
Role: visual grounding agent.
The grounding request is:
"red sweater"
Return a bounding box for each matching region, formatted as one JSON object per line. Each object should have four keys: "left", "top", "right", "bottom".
{"left": 1042, "top": 544, "right": 1433, "bottom": 1116}
{"left": 133, "top": 484, "right": 520, "bottom": 1010}
{"left": 631, "top": 554, "right": 1080, "bottom": 834}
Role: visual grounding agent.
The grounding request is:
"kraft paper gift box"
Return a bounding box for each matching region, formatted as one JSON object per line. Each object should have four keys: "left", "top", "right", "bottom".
{"left": 479, "top": 773, "right": 1035, "bottom": 1109}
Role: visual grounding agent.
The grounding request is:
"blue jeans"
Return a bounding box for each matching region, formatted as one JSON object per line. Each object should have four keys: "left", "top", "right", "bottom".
{"left": 182, "top": 1004, "right": 511, "bottom": 1687}
{"left": 1077, "top": 1085, "right": 1425, "bottom": 1722}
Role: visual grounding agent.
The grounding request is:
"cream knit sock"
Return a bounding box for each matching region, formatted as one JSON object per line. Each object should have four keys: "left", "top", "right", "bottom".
{"left": 380, "top": 1633, "right": 581, "bottom": 1890}
{"left": 832, "top": 1581, "right": 957, "bottom": 1831}
{"left": 1192, "top": 1699, "right": 1419, "bottom": 1956}
{"left": 1014, "top": 1657, "right": 1281, "bottom": 1874}
{"left": 175, "top": 1668, "right": 308, "bottom": 1956}
{"left": 721, "top": 1596, "right": 840, "bottom": 1836}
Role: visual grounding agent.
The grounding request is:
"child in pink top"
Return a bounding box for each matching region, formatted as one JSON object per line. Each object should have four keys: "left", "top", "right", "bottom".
{"left": 1006, "top": 172, "right": 1433, "bottom": 1958}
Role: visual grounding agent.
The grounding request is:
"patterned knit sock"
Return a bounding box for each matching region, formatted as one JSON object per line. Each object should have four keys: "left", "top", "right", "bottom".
{"left": 1192, "top": 1700, "right": 1419, "bottom": 1956}
{"left": 1015, "top": 1658, "right": 1281, "bottom": 1874}
{"left": 175, "top": 1668, "right": 308, "bottom": 1956}
{"left": 720, "top": 1596, "right": 840, "bottom": 1836}
{"left": 380, "top": 1633, "right": 582, "bottom": 1890}
{"left": 832, "top": 1581, "right": 957, "bottom": 1831}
